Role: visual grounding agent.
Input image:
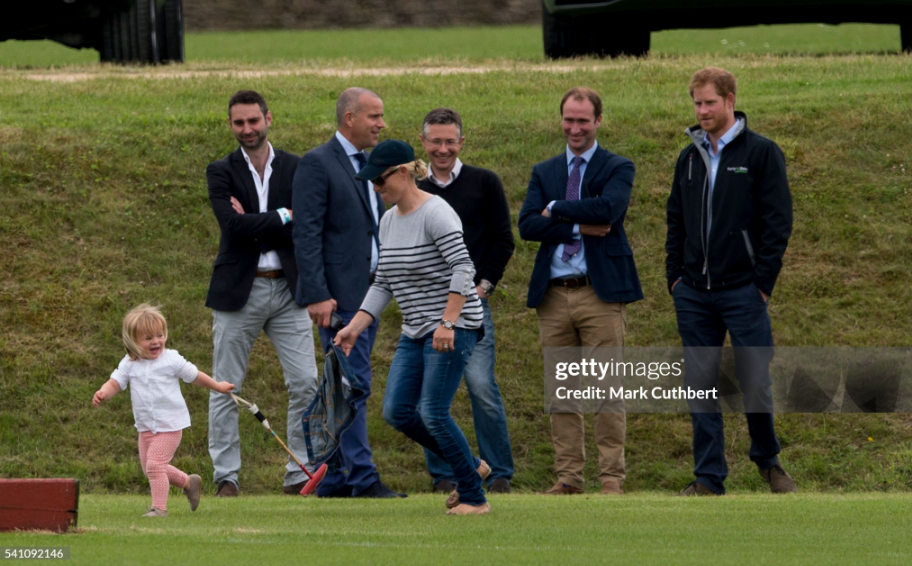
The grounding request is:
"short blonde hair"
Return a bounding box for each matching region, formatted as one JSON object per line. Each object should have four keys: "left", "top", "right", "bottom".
{"left": 383, "top": 159, "right": 428, "bottom": 181}
{"left": 122, "top": 303, "right": 168, "bottom": 361}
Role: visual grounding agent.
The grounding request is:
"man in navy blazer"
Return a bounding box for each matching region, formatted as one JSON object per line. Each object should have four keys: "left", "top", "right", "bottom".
{"left": 519, "top": 86, "right": 643, "bottom": 496}
{"left": 292, "top": 87, "right": 404, "bottom": 499}
{"left": 206, "top": 90, "right": 318, "bottom": 497}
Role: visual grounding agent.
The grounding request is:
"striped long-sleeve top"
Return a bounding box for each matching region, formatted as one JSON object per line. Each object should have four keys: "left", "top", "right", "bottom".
{"left": 359, "top": 196, "right": 483, "bottom": 339}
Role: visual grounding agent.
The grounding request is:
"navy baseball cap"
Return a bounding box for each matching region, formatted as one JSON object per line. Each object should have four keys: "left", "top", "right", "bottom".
{"left": 355, "top": 140, "right": 415, "bottom": 181}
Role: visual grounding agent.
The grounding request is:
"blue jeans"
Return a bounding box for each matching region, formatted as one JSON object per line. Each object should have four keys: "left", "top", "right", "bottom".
{"left": 673, "top": 281, "right": 781, "bottom": 495}
{"left": 383, "top": 328, "right": 486, "bottom": 506}
{"left": 316, "top": 309, "right": 380, "bottom": 496}
{"left": 424, "top": 300, "right": 514, "bottom": 486}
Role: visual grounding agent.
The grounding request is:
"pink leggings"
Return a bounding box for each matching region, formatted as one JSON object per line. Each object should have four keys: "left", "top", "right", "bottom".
{"left": 138, "top": 430, "right": 188, "bottom": 510}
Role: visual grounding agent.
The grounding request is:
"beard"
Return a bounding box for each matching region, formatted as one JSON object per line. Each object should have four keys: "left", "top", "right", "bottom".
{"left": 237, "top": 130, "right": 267, "bottom": 150}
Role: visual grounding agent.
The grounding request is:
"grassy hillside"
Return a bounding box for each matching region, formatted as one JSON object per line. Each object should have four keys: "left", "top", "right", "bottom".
{"left": 1, "top": 50, "right": 911, "bottom": 494}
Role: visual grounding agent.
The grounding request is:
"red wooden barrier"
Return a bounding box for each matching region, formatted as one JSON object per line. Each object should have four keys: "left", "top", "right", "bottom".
{"left": 0, "top": 479, "right": 79, "bottom": 532}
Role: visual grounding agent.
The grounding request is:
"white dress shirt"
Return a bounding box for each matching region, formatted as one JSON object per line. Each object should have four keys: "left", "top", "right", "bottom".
{"left": 240, "top": 142, "right": 283, "bottom": 271}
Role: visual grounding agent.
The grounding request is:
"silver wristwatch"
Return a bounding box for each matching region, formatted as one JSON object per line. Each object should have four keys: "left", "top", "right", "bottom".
{"left": 440, "top": 319, "right": 455, "bottom": 330}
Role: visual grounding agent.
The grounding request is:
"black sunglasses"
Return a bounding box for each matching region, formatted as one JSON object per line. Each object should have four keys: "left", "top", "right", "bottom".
{"left": 371, "top": 167, "right": 400, "bottom": 187}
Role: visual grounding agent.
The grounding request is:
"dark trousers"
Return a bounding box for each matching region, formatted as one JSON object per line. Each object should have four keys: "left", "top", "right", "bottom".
{"left": 317, "top": 309, "right": 380, "bottom": 496}
{"left": 673, "top": 281, "right": 781, "bottom": 494}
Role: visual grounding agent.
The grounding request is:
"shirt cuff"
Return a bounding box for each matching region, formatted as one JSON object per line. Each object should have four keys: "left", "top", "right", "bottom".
{"left": 277, "top": 208, "right": 291, "bottom": 225}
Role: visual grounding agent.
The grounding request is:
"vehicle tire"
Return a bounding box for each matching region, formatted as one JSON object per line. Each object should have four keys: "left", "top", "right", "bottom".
{"left": 157, "top": 0, "right": 185, "bottom": 63}
{"left": 542, "top": 1, "right": 650, "bottom": 59}
{"left": 100, "top": 0, "right": 159, "bottom": 64}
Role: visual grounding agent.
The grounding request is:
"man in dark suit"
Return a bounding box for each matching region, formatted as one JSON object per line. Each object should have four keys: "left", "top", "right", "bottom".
{"left": 292, "top": 87, "right": 404, "bottom": 499}
{"left": 519, "top": 86, "right": 643, "bottom": 496}
{"left": 206, "top": 90, "right": 319, "bottom": 497}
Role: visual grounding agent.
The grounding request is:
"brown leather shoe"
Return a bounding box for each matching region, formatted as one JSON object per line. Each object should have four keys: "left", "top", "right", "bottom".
{"left": 445, "top": 460, "right": 491, "bottom": 509}
{"left": 537, "top": 481, "right": 584, "bottom": 495}
{"left": 759, "top": 464, "right": 797, "bottom": 494}
{"left": 282, "top": 481, "right": 306, "bottom": 495}
{"left": 215, "top": 480, "right": 238, "bottom": 497}
{"left": 487, "top": 478, "right": 511, "bottom": 494}
{"left": 600, "top": 480, "right": 624, "bottom": 495}
{"left": 678, "top": 481, "right": 720, "bottom": 496}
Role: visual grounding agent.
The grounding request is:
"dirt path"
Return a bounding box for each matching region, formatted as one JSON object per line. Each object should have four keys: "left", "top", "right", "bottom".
{"left": 14, "top": 62, "right": 616, "bottom": 83}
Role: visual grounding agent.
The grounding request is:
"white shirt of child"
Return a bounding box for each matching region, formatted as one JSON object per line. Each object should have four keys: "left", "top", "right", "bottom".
{"left": 110, "top": 349, "right": 199, "bottom": 433}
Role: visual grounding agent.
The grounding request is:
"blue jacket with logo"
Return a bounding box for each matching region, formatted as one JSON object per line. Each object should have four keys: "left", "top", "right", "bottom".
{"left": 665, "top": 111, "right": 793, "bottom": 297}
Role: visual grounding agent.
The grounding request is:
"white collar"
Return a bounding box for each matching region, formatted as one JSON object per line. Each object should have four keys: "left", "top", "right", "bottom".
{"left": 428, "top": 158, "right": 463, "bottom": 188}
{"left": 240, "top": 141, "right": 274, "bottom": 167}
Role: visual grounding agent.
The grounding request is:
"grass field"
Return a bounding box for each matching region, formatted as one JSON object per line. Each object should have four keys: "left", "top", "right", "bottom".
{"left": 2, "top": 20, "right": 912, "bottom": 514}
{"left": 0, "top": 23, "right": 906, "bottom": 67}
{"left": 2, "top": 493, "right": 912, "bottom": 565}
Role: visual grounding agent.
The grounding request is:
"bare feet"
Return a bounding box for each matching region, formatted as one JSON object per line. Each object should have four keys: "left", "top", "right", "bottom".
{"left": 445, "top": 502, "right": 491, "bottom": 516}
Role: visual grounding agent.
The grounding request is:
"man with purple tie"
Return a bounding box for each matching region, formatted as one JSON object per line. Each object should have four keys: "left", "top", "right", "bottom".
{"left": 519, "top": 86, "right": 643, "bottom": 496}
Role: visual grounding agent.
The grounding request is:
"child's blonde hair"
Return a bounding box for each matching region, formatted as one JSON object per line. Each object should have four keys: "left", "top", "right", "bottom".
{"left": 122, "top": 303, "right": 168, "bottom": 361}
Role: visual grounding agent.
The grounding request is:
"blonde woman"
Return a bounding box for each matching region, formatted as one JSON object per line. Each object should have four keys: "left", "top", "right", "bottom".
{"left": 334, "top": 140, "right": 490, "bottom": 515}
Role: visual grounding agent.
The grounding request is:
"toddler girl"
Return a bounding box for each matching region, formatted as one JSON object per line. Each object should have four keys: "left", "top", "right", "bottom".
{"left": 93, "top": 303, "right": 235, "bottom": 517}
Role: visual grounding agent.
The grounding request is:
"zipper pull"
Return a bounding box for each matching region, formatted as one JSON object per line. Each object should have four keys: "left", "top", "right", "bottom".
{"left": 688, "top": 153, "right": 693, "bottom": 180}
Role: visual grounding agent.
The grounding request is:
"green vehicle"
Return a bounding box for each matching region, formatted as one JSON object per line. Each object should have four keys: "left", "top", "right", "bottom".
{"left": 1, "top": 0, "right": 183, "bottom": 64}
{"left": 542, "top": 0, "right": 912, "bottom": 58}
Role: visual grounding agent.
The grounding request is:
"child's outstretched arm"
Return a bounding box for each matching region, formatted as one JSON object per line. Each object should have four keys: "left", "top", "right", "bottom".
{"left": 93, "top": 379, "right": 122, "bottom": 406}
{"left": 193, "top": 371, "right": 235, "bottom": 394}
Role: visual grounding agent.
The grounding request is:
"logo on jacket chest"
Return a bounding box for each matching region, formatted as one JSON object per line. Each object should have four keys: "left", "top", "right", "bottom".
{"left": 726, "top": 166, "right": 749, "bottom": 174}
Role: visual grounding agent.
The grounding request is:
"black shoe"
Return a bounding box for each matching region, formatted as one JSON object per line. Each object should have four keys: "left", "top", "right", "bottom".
{"left": 317, "top": 485, "right": 353, "bottom": 498}
{"left": 433, "top": 479, "right": 457, "bottom": 493}
{"left": 215, "top": 480, "right": 238, "bottom": 497}
{"left": 282, "top": 481, "right": 307, "bottom": 495}
{"left": 355, "top": 481, "right": 407, "bottom": 499}
{"left": 487, "top": 478, "right": 511, "bottom": 494}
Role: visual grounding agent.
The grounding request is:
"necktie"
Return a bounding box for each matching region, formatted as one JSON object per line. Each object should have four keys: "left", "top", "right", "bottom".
{"left": 353, "top": 152, "right": 380, "bottom": 247}
{"left": 353, "top": 153, "right": 371, "bottom": 205}
{"left": 561, "top": 156, "right": 584, "bottom": 262}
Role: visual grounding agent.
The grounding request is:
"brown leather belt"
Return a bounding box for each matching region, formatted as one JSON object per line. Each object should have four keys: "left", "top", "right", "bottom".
{"left": 256, "top": 270, "right": 285, "bottom": 279}
{"left": 549, "top": 276, "right": 590, "bottom": 288}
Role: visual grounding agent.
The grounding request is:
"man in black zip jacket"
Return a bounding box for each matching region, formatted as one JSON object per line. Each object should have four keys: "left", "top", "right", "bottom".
{"left": 666, "top": 67, "right": 795, "bottom": 496}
